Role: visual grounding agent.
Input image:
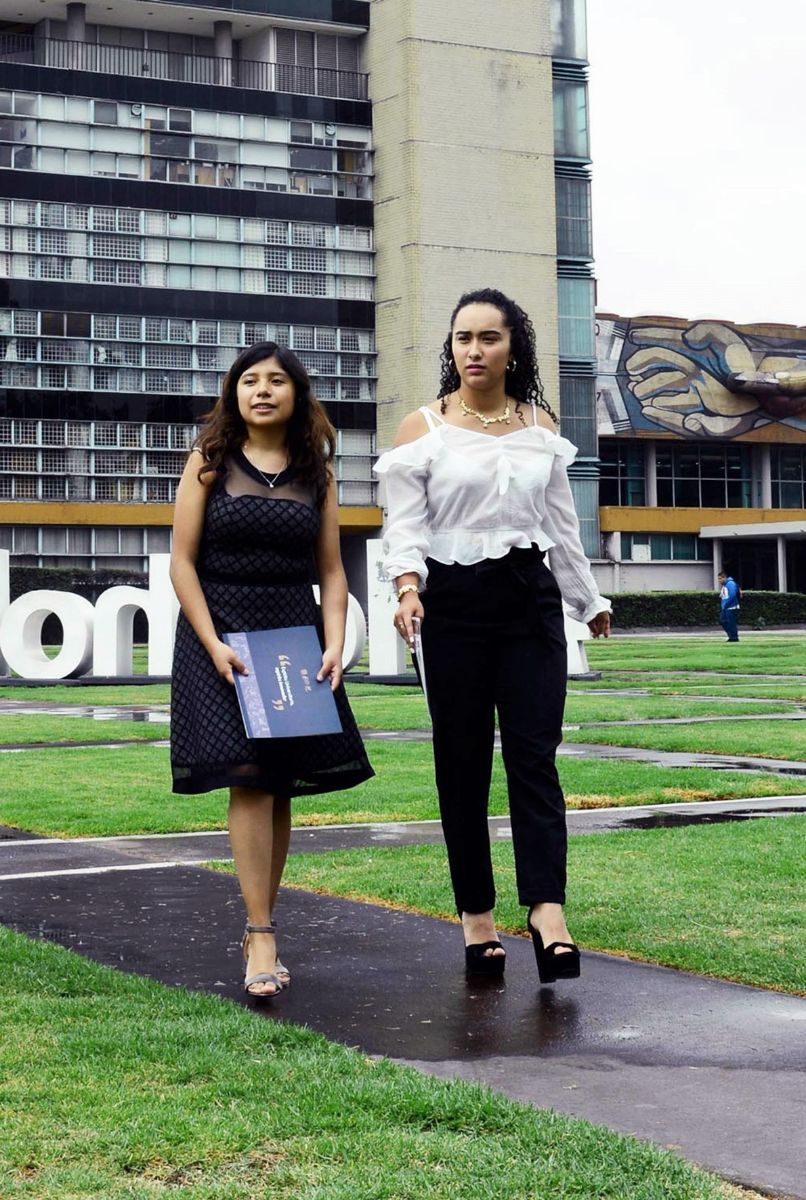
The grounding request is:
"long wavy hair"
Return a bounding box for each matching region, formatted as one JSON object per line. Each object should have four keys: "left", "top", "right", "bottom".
{"left": 437, "top": 287, "right": 558, "bottom": 424}
{"left": 194, "top": 341, "right": 335, "bottom": 509}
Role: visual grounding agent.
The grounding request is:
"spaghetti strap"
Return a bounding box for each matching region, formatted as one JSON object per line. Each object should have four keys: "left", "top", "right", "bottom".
{"left": 419, "top": 405, "right": 446, "bottom": 430}
{"left": 531, "top": 402, "right": 539, "bottom": 427}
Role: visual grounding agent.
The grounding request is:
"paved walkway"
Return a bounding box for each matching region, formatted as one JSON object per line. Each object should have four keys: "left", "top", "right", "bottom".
{"left": 1, "top": 859, "right": 803, "bottom": 1199}
{"left": 1, "top": 795, "right": 804, "bottom": 877}
{"left": 1, "top": 804, "right": 805, "bottom": 1198}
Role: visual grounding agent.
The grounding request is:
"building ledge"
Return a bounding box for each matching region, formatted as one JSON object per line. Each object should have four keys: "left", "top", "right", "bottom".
{"left": 599, "top": 506, "right": 806, "bottom": 534}
{"left": 0, "top": 502, "right": 383, "bottom": 530}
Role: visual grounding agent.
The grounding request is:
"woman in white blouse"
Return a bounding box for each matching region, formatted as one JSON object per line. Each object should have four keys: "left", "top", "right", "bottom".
{"left": 374, "top": 288, "right": 610, "bottom": 984}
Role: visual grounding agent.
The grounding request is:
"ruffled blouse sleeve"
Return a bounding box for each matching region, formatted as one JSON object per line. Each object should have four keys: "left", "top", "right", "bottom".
{"left": 373, "top": 432, "right": 439, "bottom": 586}
{"left": 541, "top": 447, "right": 612, "bottom": 624}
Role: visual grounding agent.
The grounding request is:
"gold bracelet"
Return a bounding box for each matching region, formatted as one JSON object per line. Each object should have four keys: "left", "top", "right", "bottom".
{"left": 397, "top": 583, "right": 419, "bottom": 602}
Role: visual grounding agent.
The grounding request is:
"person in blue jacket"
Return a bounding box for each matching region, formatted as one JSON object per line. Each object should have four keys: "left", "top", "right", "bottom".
{"left": 718, "top": 571, "right": 741, "bottom": 641}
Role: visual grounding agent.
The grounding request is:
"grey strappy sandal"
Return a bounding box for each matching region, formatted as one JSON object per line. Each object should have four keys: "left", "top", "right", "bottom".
{"left": 241, "top": 922, "right": 284, "bottom": 998}
{"left": 269, "top": 916, "right": 291, "bottom": 987}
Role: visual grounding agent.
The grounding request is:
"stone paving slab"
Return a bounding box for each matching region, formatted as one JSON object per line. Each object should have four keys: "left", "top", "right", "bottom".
{"left": 1, "top": 865, "right": 803, "bottom": 1199}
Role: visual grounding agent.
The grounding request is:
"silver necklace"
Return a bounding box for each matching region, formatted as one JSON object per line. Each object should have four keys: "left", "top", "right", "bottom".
{"left": 242, "top": 447, "right": 287, "bottom": 489}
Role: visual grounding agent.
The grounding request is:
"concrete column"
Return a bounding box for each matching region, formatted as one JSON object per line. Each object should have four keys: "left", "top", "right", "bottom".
{"left": 712, "top": 539, "right": 722, "bottom": 586}
{"left": 777, "top": 536, "right": 788, "bottom": 593}
{"left": 214, "top": 21, "right": 233, "bottom": 85}
{"left": 758, "top": 444, "right": 772, "bottom": 508}
{"left": 66, "top": 2, "right": 86, "bottom": 41}
{"left": 214, "top": 21, "right": 233, "bottom": 57}
{"left": 366, "top": 0, "right": 558, "bottom": 448}
{"left": 644, "top": 441, "right": 657, "bottom": 507}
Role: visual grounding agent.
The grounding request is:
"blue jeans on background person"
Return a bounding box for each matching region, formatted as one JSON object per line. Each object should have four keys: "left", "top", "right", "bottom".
{"left": 720, "top": 608, "right": 739, "bottom": 641}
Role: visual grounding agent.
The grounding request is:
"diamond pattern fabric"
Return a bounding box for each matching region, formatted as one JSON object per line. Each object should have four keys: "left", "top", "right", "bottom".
{"left": 171, "top": 450, "right": 374, "bottom": 796}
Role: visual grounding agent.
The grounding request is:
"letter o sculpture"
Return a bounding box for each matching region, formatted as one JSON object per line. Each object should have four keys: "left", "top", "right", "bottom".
{"left": 311, "top": 585, "right": 366, "bottom": 671}
{"left": 0, "top": 591, "right": 95, "bottom": 679}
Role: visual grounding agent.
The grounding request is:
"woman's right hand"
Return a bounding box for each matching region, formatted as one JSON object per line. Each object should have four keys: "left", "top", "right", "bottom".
{"left": 209, "top": 640, "right": 248, "bottom": 685}
{"left": 394, "top": 590, "right": 424, "bottom": 647}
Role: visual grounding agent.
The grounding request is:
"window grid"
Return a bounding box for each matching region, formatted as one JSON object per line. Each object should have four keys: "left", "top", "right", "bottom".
{"left": 0, "top": 419, "right": 376, "bottom": 518}
{"left": 0, "top": 94, "right": 373, "bottom": 198}
{"left": 0, "top": 309, "right": 377, "bottom": 398}
{"left": 656, "top": 444, "right": 753, "bottom": 509}
{"left": 621, "top": 534, "right": 714, "bottom": 563}
{"left": 599, "top": 441, "right": 646, "bottom": 507}
{"left": 771, "top": 447, "right": 806, "bottom": 509}
{"left": 2, "top": 205, "right": 373, "bottom": 297}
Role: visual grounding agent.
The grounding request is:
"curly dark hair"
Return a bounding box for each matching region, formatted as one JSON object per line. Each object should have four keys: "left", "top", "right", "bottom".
{"left": 193, "top": 341, "right": 335, "bottom": 509}
{"left": 437, "top": 287, "right": 558, "bottom": 424}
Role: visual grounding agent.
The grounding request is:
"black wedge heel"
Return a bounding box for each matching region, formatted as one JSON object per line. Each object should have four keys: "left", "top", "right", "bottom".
{"left": 527, "top": 911, "right": 580, "bottom": 984}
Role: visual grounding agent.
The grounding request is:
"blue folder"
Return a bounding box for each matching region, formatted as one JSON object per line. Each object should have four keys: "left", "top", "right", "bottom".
{"left": 223, "top": 626, "right": 343, "bottom": 739}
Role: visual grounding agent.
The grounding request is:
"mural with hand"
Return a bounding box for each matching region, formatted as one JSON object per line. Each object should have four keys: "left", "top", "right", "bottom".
{"left": 597, "top": 317, "right": 806, "bottom": 442}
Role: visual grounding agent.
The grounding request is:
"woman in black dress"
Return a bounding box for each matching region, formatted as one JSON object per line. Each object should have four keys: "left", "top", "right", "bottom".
{"left": 170, "top": 342, "right": 373, "bottom": 998}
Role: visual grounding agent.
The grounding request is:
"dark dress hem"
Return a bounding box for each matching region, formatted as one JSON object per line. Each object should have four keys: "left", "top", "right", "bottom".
{"left": 172, "top": 763, "right": 375, "bottom": 797}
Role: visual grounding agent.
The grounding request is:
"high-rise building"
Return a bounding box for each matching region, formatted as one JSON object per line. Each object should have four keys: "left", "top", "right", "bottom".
{"left": 0, "top": 0, "right": 598, "bottom": 598}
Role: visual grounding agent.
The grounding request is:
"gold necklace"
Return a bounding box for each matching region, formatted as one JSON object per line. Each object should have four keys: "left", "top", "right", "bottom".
{"left": 457, "top": 392, "right": 511, "bottom": 427}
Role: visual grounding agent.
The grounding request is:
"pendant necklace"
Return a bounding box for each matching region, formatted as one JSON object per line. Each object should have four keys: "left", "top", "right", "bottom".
{"left": 243, "top": 447, "right": 287, "bottom": 488}
{"left": 457, "top": 391, "right": 511, "bottom": 427}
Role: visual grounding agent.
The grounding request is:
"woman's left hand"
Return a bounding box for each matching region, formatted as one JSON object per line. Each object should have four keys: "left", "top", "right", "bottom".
{"left": 588, "top": 611, "right": 611, "bottom": 639}
{"left": 317, "top": 647, "right": 343, "bottom": 691}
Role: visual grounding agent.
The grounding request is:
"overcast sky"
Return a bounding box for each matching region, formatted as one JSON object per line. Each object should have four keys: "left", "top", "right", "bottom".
{"left": 587, "top": 0, "right": 806, "bottom": 327}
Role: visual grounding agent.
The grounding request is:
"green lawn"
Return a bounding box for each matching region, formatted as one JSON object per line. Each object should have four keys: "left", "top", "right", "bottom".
{"left": 586, "top": 634, "right": 805, "bottom": 676}
{"left": 0, "top": 929, "right": 743, "bottom": 1200}
{"left": 346, "top": 691, "right": 799, "bottom": 731}
{"left": 252, "top": 816, "right": 806, "bottom": 995}
{"left": 565, "top": 718, "right": 806, "bottom": 762}
{"left": 0, "top": 683, "right": 170, "bottom": 705}
{"left": 0, "top": 715, "right": 169, "bottom": 746}
{"left": 1, "top": 741, "right": 803, "bottom": 839}
{"left": 569, "top": 674, "right": 806, "bottom": 701}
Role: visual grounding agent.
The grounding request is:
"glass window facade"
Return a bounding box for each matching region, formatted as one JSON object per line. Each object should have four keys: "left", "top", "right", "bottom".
{"left": 551, "top": 0, "right": 588, "bottom": 60}
{"left": 553, "top": 79, "right": 589, "bottom": 159}
{"left": 0, "top": 200, "right": 374, "bottom": 300}
{"left": 0, "top": 418, "right": 376, "bottom": 544}
{"left": 656, "top": 444, "right": 752, "bottom": 508}
{"left": 621, "top": 534, "right": 713, "bottom": 562}
{"left": 0, "top": 309, "right": 376, "bottom": 402}
{"left": 0, "top": 94, "right": 372, "bottom": 197}
{"left": 557, "top": 278, "right": 595, "bottom": 357}
{"left": 771, "top": 447, "right": 806, "bottom": 509}
{"left": 559, "top": 377, "right": 597, "bottom": 457}
{"left": 599, "top": 441, "right": 646, "bottom": 506}
{"left": 555, "top": 175, "right": 592, "bottom": 258}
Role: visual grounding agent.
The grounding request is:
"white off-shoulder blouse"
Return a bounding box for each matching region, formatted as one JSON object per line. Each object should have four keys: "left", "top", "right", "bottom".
{"left": 373, "top": 406, "right": 610, "bottom": 624}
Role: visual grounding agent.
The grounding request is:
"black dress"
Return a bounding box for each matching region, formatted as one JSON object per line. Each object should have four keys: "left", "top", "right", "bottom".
{"left": 171, "top": 449, "right": 374, "bottom": 796}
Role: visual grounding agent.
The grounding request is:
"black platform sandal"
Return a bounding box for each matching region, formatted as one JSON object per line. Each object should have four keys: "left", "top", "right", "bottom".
{"left": 465, "top": 940, "right": 506, "bottom": 977}
{"left": 527, "top": 915, "right": 580, "bottom": 985}
{"left": 241, "top": 922, "right": 285, "bottom": 998}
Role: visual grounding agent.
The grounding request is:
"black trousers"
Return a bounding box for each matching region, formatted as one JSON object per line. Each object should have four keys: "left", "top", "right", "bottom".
{"left": 419, "top": 547, "right": 568, "bottom": 915}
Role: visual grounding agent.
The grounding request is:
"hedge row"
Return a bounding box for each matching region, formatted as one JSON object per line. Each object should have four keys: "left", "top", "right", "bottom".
{"left": 8, "top": 569, "right": 806, "bottom": 631}
{"left": 9, "top": 567, "right": 149, "bottom": 644}
{"left": 9, "top": 566, "right": 147, "bottom": 603}
{"left": 611, "top": 590, "right": 806, "bottom": 629}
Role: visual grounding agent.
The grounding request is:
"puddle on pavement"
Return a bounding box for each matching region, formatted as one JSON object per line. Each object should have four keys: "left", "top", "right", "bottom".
{"left": 620, "top": 807, "right": 804, "bottom": 830}
{"left": 1, "top": 706, "right": 169, "bottom": 724}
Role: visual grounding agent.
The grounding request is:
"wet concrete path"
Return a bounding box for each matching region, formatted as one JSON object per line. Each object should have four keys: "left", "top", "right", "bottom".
{"left": 1, "top": 795, "right": 804, "bottom": 879}
{"left": 1, "top": 863, "right": 803, "bottom": 1199}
